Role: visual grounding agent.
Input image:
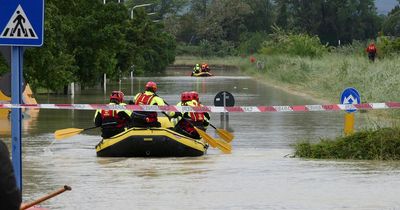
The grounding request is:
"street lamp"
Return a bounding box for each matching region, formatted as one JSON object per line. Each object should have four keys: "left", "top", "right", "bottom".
{"left": 130, "top": 3, "right": 153, "bottom": 19}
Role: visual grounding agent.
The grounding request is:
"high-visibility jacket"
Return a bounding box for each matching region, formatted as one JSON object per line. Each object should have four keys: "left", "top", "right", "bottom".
{"left": 366, "top": 44, "right": 376, "bottom": 53}
{"left": 94, "top": 102, "right": 131, "bottom": 128}
{"left": 133, "top": 91, "right": 165, "bottom": 123}
{"left": 171, "top": 100, "right": 210, "bottom": 130}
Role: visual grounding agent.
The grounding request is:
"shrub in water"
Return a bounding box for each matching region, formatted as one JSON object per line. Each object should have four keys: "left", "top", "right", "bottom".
{"left": 295, "top": 127, "right": 400, "bottom": 160}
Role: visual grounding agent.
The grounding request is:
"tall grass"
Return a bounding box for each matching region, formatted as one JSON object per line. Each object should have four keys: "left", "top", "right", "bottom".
{"left": 239, "top": 53, "right": 400, "bottom": 115}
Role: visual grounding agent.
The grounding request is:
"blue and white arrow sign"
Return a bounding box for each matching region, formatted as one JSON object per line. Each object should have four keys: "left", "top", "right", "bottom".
{"left": 0, "top": 0, "right": 44, "bottom": 46}
{"left": 340, "top": 87, "right": 361, "bottom": 113}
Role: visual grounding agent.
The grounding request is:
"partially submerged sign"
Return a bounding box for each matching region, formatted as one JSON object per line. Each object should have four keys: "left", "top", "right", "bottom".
{"left": 214, "top": 91, "right": 235, "bottom": 107}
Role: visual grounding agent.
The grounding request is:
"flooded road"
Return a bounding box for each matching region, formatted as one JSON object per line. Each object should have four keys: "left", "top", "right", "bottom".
{"left": 2, "top": 68, "right": 400, "bottom": 209}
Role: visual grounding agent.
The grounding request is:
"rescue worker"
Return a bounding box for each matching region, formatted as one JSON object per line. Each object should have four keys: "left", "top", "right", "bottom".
{"left": 201, "top": 63, "right": 210, "bottom": 72}
{"left": 192, "top": 64, "right": 201, "bottom": 75}
{"left": 131, "top": 81, "right": 165, "bottom": 127}
{"left": 366, "top": 42, "right": 377, "bottom": 62}
{"left": 189, "top": 91, "right": 210, "bottom": 130}
{"left": 170, "top": 91, "right": 210, "bottom": 139}
{"left": 94, "top": 91, "right": 132, "bottom": 138}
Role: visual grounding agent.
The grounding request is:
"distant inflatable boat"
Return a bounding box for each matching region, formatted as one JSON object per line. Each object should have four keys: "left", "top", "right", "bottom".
{"left": 191, "top": 71, "right": 213, "bottom": 77}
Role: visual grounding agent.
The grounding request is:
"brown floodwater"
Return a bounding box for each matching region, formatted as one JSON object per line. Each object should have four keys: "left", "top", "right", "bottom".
{"left": 1, "top": 67, "right": 400, "bottom": 209}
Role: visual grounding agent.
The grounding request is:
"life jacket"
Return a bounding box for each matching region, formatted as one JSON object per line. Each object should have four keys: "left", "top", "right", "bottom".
{"left": 367, "top": 45, "right": 376, "bottom": 53}
{"left": 183, "top": 101, "right": 205, "bottom": 123}
{"left": 100, "top": 109, "right": 125, "bottom": 129}
{"left": 133, "top": 92, "right": 158, "bottom": 123}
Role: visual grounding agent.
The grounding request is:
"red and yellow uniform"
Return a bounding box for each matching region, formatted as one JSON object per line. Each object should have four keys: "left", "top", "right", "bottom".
{"left": 94, "top": 91, "right": 131, "bottom": 138}
{"left": 131, "top": 81, "right": 165, "bottom": 127}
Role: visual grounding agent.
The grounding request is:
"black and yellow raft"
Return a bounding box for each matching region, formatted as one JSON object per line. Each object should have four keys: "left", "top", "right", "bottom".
{"left": 191, "top": 71, "right": 213, "bottom": 77}
{"left": 95, "top": 118, "right": 208, "bottom": 157}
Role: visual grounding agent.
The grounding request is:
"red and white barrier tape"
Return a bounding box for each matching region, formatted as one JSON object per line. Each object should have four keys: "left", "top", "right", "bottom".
{"left": 1, "top": 102, "right": 400, "bottom": 113}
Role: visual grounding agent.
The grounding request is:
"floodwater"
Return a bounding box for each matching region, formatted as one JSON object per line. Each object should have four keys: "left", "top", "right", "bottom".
{"left": 1, "top": 67, "right": 400, "bottom": 210}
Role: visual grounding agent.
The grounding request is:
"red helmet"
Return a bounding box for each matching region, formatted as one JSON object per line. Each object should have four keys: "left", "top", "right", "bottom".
{"left": 189, "top": 91, "right": 199, "bottom": 102}
{"left": 181, "top": 92, "right": 191, "bottom": 102}
{"left": 110, "top": 91, "right": 124, "bottom": 103}
{"left": 145, "top": 81, "right": 157, "bottom": 92}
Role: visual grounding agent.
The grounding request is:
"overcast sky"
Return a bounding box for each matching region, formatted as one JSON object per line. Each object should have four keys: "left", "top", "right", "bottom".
{"left": 375, "top": 0, "right": 398, "bottom": 14}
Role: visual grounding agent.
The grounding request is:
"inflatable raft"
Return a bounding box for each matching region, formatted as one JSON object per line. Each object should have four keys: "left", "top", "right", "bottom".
{"left": 191, "top": 71, "right": 213, "bottom": 77}
{"left": 95, "top": 118, "right": 208, "bottom": 157}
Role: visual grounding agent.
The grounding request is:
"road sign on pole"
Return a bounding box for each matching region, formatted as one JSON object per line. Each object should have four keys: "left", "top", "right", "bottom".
{"left": 340, "top": 87, "right": 360, "bottom": 136}
{"left": 0, "top": 0, "right": 44, "bottom": 191}
{"left": 0, "top": 0, "right": 44, "bottom": 46}
{"left": 340, "top": 87, "right": 360, "bottom": 113}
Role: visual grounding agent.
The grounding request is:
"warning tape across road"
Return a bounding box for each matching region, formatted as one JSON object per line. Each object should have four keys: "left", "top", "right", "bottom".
{"left": 1, "top": 102, "right": 400, "bottom": 113}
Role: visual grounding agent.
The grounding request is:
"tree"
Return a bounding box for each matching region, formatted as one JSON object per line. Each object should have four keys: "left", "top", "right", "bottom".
{"left": 382, "top": 5, "right": 400, "bottom": 37}
{"left": 24, "top": 1, "right": 76, "bottom": 92}
{"left": 23, "top": 0, "right": 176, "bottom": 92}
{"left": 196, "top": 0, "right": 251, "bottom": 43}
{"left": 242, "top": 0, "right": 275, "bottom": 33}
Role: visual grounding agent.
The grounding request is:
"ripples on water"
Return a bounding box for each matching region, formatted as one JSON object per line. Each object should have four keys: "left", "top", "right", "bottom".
{"left": 2, "top": 69, "right": 400, "bottom": 209}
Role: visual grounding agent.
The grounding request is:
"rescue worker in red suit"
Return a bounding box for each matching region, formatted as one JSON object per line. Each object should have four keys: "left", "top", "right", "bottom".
{"left": 189, "top": 91, "right": 210, "bottom": 130}
{"left": 366, "top": 42, "right": 377, "bottom": 62}
{"left": 94, "top": 91, "right": 132, "bottom": 138}
{"left": 169, "top": 91, "right": 210, "bottom": 139}
{"left": 131, "top": 81, "right": 165, "bottom": 127}
{"left": 201, "top": 63, "right": 210, "bottom": 72}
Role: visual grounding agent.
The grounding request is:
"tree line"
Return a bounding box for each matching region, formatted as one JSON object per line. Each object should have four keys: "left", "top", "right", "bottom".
{"left": 1, "top": 0, "right": 176, "bottom": 92}
{"left": 154, "top": 0, "right": 399, "bottom": 55}
{"left": 1, "top": 0, "right": 400, "bottom": 92}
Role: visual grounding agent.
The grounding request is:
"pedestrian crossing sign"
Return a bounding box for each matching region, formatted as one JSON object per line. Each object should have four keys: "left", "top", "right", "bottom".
{"left": 0, "top": 0, "right": 44, "bottom": 46}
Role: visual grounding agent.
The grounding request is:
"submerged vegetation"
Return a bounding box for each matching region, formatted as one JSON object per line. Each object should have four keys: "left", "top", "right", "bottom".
{"left": 294, "top": 128, "right": 400, "bottom": 160}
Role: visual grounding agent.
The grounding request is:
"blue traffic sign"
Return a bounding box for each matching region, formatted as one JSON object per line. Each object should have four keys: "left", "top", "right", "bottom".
{"left": 340, "top": 87, "right": 361, "bottom": 113}
{"left": 0, "top": 0, "right": 44, "bottom": 46}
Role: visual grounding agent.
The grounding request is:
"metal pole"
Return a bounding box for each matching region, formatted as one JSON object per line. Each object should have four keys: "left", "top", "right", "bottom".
{"left": 103, "top": 73, "right": 106, "bottom": 95}
{"left": 223, "top": 92, "right": 227, "bottom": 129}
{"left": 11, "top": 46, "right": 23, "bottom": 190}
{"left": 130, "top": 70, "right": 133, "bottom": 95}
{"left": 70, "top": 82, "right": 75, "bottom": 96}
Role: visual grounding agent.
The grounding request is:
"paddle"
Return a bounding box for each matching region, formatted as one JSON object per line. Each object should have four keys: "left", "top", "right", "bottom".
{"left": 20, "top": 185, "right": 72, "bottom": 210}
{"left": 208, "top": 123, "right": 234, "bottom": 143}
{"left": 194, "top": 127, "right": 231, "bottom": 154}
{"left": 54, "top": 126, "right": 99, "bottom": 140}
{"left": 160, "top": 100, "right": 231, "bottom": 153}
{"left": 54, "top": 121, "right": 119, "bottom": 140}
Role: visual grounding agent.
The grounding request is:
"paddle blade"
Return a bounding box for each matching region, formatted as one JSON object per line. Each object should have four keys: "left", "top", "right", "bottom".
{"left": 54, "top": 128, "right": 84, "bottom": 140}
{"left": 215, "top": 139, "right": 232, "bottom": 154}
{"left": 194, "top": 127, "right": 218, "bottom": 148}
{"left": 216, "top": 129, "right": 234, "bottom": 143}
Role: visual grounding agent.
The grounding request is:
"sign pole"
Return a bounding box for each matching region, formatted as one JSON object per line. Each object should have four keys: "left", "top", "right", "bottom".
{"left": 340, "top": 87, "right": 360, "bottom": 136}
{"left": 11, "top": 46, "right": 23, "bottom": 189}
{"left": 1, "top": 0, "right": 45, "bottom": 190}
{"left": 344, "top": 112, "right": 355, "bottom": 136}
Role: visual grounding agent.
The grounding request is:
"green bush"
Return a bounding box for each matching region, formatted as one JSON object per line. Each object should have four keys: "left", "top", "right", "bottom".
{"left": 295, "top": 127, "right": 400, "bottom": 160}
{"left": 377, "top": 36, "right": 400, "bottom": 58}
{"left": 259, "top": 26, "right": 328, "bottom": 58}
